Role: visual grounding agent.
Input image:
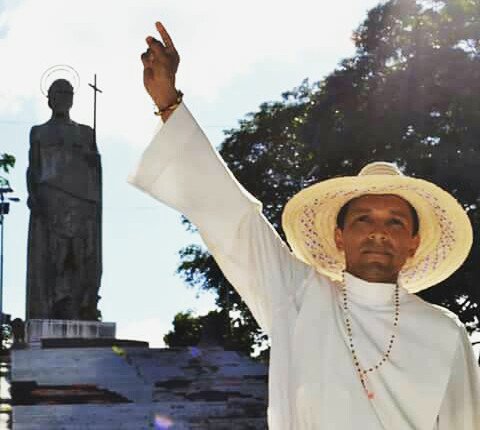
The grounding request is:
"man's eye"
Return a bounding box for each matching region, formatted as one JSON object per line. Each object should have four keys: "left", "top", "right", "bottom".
{"left": 389, "top": 218, "right": 405, "bottom": 227}
{"left": 355, "top": 215, "right": 370, "bottom": 223}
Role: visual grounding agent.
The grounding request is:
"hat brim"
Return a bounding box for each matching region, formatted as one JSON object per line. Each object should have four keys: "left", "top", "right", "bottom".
{"left": 282, "top": 175, "right": 473, "bottom": 293}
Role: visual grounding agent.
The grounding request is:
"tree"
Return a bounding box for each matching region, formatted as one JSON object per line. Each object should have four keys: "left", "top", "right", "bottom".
{"left": 164, "top": 310, "right": 203, "bottom": 348}
{"left": 299, "top": 0, "right": 480, "bottom": 329}
{"left": 164, "top": 308, "right": 268, "bottom": 359}
{"left": 174, "top": 0, "right": 480, "bottom": 355}
{"left": 0, "top": 153, "right": 15, "bottom": 187}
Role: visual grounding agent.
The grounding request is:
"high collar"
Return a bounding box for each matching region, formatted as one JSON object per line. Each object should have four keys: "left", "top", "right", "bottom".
{"left": 342, "top": 272, "right": 410, "bottom": 306}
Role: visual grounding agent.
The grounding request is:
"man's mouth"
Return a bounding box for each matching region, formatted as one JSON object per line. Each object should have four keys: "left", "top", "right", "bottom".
{"left": 362, "top": 249, "right": 392, "bottom": 256}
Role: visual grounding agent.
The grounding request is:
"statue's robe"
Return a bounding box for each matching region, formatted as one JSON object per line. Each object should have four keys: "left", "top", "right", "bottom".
{"left": 129, "top": 103, "right": 480, "bottom": 429}
{"left": 27, "top": 119, "right": 102, "bottom": 320}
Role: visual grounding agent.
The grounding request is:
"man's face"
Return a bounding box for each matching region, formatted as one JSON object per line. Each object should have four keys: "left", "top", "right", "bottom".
{"left": 48, "top": 80, "right": 73, "bottom": 115}
{"left": 334, "top": 194, "right": 420, "bottom": 283}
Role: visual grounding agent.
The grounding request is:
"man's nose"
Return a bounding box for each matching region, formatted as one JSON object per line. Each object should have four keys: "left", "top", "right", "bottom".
{"left": 368, "top": 229, "right": 388, "bottom": 242}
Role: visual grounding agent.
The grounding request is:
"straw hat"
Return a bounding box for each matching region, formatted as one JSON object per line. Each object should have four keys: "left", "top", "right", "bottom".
{"left": 282, "top": 162, "right": 473, "bottom": 293}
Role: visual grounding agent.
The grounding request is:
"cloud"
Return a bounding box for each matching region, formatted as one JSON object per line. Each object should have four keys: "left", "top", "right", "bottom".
{"left": 0, "top": 0, "right": 374, "bottom": 146}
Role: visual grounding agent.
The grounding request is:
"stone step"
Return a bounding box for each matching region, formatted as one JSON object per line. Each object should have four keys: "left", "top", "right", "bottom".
{"left": 125, "top": 348, "right": 267, "bottom": 381}
{"left": 13, "top": 403, "right": 267, "bottom": 429}
{"left": 11, "top": 347, "right": 153, "bottom": 403}
{"left": 11, "top": 346, "right": 268, "bottom": 428}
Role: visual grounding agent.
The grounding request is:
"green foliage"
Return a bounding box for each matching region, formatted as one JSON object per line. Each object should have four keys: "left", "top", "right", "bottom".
{"left": 164, "top": 310, "right": 203, "bottom": 347}
{"left": 175, "top": 0, "right": 480, "bottom": 355}
{"left": 0, "top": 153, "right": 15, "bottom": 187}
{"left": 164, "top": 309, "right": 269, "bottom": 359}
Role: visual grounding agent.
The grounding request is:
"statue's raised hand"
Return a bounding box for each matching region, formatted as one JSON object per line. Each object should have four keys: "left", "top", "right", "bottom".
{"left": 141, "top": 22, "right": 180, "bottom": 110}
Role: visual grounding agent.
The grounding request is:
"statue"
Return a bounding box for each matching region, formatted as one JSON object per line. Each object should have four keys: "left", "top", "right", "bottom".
{"left": 26, "top": 79, "right": 102, "bottom": 320}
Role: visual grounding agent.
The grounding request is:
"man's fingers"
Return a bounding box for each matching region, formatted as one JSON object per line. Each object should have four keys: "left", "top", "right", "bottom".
{"left": 141, "top": 51, "right": 152, "bottom": 67}
{"left": 146, "top": 36, "right": 167, "bottom": 57}
{"left": 155, "top": 21, "right": 175, "bottom": 49}
{"left": 146, "top": 36, "right": 165, "bottom": 49}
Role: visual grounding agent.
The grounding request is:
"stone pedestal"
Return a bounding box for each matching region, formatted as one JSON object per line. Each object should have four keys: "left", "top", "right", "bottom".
{"left": 25, "top": 319, "right": 116, "bottom": 344}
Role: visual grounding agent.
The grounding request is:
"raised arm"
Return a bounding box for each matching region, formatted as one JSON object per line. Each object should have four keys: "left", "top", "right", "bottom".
{"left": 130, "top": 22, "right": 312, "bottom": 335}
{"left": 141, "top": 22, "right": 180, "bottom": 122}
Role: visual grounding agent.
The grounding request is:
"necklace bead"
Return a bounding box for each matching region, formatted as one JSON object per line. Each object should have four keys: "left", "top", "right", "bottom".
{"left": 340, "top": 272, "right": 400, "bottom": 399}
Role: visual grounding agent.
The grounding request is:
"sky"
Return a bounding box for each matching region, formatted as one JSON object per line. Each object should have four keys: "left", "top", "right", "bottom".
{"left": 1, "top": 0, "right": 477, "bottom": 356}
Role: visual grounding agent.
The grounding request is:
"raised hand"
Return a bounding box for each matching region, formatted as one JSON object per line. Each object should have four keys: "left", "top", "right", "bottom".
{"left": 141, "top": 22, "right": 180, "bottom": 111}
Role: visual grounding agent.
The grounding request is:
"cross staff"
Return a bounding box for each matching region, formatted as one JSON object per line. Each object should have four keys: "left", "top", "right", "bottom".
{"left": 88, "top": 74, "right": 103, "bottom": 145}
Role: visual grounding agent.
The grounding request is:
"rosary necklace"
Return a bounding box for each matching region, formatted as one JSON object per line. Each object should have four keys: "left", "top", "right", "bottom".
{"left": 340, "top": 272, "right": 400, "bottom": 400}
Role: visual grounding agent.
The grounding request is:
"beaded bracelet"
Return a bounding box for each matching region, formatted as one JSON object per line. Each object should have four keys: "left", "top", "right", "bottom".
{"left": 154, "top": 90, "right": 184, "bottom": 116}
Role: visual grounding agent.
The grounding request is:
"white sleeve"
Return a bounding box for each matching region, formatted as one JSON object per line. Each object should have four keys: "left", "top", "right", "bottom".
{"left": 437, "top": 327, "right": 480, "bottom": 429}
{"left": 128, "top": 102, "right": 311, "bottom": 335}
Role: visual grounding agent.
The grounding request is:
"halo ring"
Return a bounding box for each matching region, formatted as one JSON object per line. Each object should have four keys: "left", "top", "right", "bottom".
{"left": 40, "top": 65, "right": 80, "bottom": 97}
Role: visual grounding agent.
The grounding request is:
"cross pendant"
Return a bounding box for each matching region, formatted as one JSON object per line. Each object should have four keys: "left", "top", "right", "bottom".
{"left": 361, "top": 376, "right": 374, "bottom": 399}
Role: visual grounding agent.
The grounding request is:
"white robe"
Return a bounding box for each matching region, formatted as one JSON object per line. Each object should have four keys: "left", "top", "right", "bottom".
{"left": 128, "top": 102, "right": 480, "bottom": 429}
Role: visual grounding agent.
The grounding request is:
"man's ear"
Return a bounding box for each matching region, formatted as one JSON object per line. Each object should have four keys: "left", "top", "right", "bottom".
{"left": 409, "top": 234, "right": 421, "bottom": 257}
{"left": 334, "top": 227, "right": 344, "bottom": 252}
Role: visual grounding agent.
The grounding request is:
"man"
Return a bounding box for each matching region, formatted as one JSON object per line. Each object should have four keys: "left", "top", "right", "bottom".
{"left": 129, "top": 22, "right": 480, "bottom": 429}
